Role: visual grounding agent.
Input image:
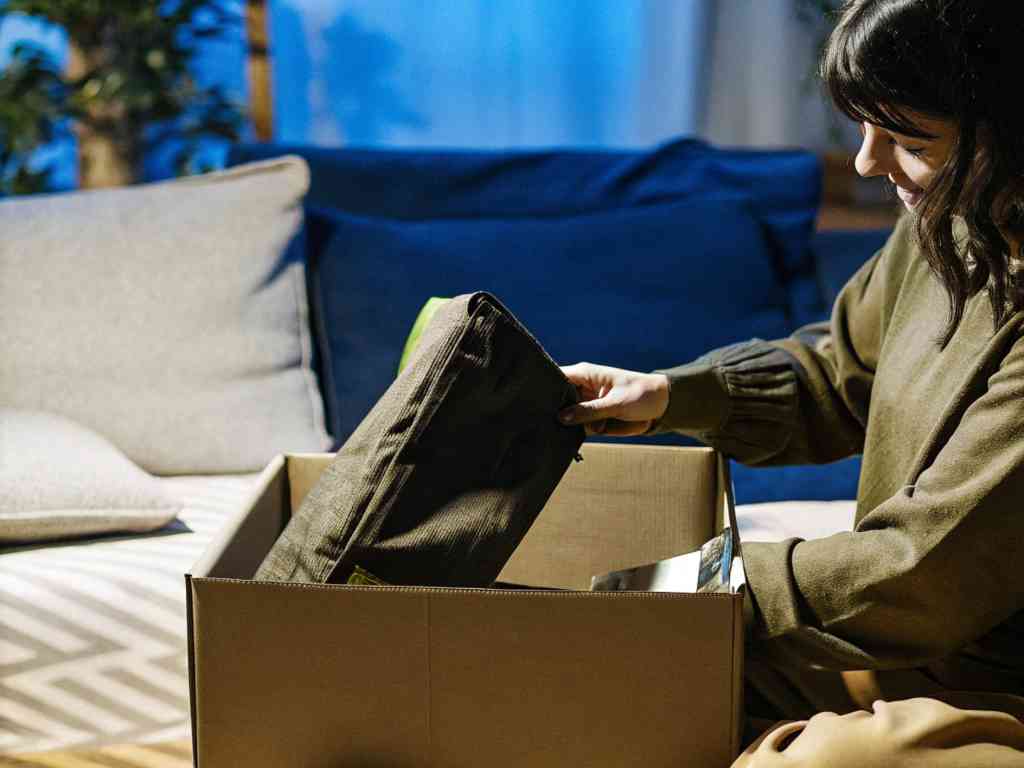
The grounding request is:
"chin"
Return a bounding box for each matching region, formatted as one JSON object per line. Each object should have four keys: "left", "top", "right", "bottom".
{"left": 896, "top": 185, "right": 925, "bottom": 210}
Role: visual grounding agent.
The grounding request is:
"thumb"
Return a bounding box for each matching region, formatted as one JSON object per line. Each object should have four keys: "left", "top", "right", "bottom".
{"left": 559, "top": 396, "right": 623, "bottom": 426}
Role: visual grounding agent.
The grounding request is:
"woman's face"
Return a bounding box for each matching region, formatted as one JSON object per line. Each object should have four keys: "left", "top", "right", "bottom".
{"left": 854, "top": 113, "right": 958, "bottom": 211}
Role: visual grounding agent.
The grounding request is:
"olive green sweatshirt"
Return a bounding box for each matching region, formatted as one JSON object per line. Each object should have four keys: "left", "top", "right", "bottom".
{"left": 655, "top": 215, "right": 1024, "bottom": 691}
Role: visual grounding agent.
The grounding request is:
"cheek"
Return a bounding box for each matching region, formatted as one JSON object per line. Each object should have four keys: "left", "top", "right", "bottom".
{"left": 899, "top": 158, "right": 938, "bottom": 190}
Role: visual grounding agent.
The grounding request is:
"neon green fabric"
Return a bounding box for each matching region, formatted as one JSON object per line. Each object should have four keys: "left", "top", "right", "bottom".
{"left": 398, "top": 297, "right": 450, "bottom": 375}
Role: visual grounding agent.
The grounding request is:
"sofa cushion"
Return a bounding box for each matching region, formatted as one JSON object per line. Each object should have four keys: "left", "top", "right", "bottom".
{"left": 0, "top": 157, "right": 331, "bottom": 475}
{"left": 234, "top": 139, "right": 823, "bottom": 325}
{"left": 0, "top": 409, "right": 181, "bottom": 543}
{"left": 230, "top": 140, "right": 819, "bottom": 436}
{"left": 730, "top": 457, "right": 861, "bottom": 504}
{"left": 312, "top": 197, "right": 791, "bottom": 446}
{"left": 811, "top": 228, "right": 893, "bottom": 307}
{"left": 228, "top": 142, "right": 846, "bottom": 504}
{"left": 736, "top": 499, "right": 855, "bottom": 543}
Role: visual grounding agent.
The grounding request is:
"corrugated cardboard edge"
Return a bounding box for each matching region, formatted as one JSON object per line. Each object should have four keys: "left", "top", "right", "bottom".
{"left": 715, "top": 453, "right": 738, "bottom": 538}
{"left": 185, "top": 573, "right": 198, "bottom": 767}
{"left": 191, "top": 455, "right": 287, "bottom": 579}
{"left": 187, "top": 454, "right": 290, "bottom": 767}
{"left": 731, "top": 588, "right": 746, "bottom": 759}
{"left": 716, "top": 454, "right": 745, "bottom": 759}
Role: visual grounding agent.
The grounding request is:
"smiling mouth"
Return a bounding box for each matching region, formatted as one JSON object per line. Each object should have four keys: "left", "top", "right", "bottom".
{"left": 895, "top": 183, "right": 924, "bottom": 207}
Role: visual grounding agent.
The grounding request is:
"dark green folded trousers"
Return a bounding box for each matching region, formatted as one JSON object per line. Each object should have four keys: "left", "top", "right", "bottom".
{"left": 255, "top": 292, "right": 585, "bottom": 587}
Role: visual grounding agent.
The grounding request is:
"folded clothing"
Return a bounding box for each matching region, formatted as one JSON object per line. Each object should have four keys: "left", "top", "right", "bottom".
{"left": 255, "top": 292, "right": 585, "bottom": 587}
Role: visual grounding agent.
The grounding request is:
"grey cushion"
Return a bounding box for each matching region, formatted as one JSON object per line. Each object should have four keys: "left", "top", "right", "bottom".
{"left": 0, "top": 409, "right": 181, "bottom": 543}
{"left": 0, "top": 157, "right": 331, "bottom": 474}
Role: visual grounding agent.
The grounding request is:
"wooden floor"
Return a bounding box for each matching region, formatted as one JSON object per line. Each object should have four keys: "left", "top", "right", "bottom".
{"left": 0, "top": 740, "right": 191, "bottom": 767}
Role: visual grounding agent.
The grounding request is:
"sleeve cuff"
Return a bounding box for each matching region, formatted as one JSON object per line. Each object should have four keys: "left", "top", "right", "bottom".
{"left": 740, "top": 539, "right": 806, "bottom": 641}
{"left": 649, "top": 358, "right": 731, "bottom": 434}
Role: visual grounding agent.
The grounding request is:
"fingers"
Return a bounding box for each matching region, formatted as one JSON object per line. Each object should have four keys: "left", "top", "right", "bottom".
{"left": 561, "top": 362, "right": 619, "bottom": 394}
{"left": 558, "top": 363, "right": 661, "bottom": 435}
{"left": 560, "top": 362, "right": 599, "bottom": 385}
{"left": 559, "top": 397, "right": 622, "bottom": 426}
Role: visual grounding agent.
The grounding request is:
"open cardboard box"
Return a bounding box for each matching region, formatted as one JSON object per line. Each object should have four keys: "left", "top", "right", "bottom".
{"left": 186, "top": 443, "right": 744, "bottom": 767}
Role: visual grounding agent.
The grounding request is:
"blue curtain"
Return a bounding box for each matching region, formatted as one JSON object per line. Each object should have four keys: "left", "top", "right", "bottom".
{"left": 272, "top": 0, "right": 712, "bottom": 149}
{"left": 0, "top": 1, "right": 714, "bottom": 188}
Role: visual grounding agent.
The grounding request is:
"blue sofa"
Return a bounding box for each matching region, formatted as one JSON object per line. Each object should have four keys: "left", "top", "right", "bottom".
{"left": 229, "top": 140, "right": 890, "bottom": 504}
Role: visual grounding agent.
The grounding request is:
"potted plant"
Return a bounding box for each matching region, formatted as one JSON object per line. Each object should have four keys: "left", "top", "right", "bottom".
{"left": 0, "top": 1, "right": 244, "bottom": 194}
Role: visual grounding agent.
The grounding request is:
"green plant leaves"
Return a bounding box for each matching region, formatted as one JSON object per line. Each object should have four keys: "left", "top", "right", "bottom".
{"left": 0, "top": 0, "right": 244, "bottom": 194}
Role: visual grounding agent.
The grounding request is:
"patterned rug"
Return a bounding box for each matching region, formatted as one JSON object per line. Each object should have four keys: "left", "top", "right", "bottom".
{"left": 0, "top": 739, "right": 191, "bottom": 766}
{"left": 1, "top": 474, "right": 259, "bottom": 755}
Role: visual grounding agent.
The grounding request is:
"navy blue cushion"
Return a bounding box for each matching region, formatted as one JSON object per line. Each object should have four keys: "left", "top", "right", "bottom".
{"left": 812, "top": 228, "right": 892, "bottom": 307}
{"left": 231, "top": 139, "right": 822, "bottom": 319}
{"left": 731, "top": 458, "right": 862, "bottom": 504}
{"left": 312, "top": 197, "right": 790, "bottom": 449}
{"left": 227, "top": 140, "right": 850, "bottom": 504}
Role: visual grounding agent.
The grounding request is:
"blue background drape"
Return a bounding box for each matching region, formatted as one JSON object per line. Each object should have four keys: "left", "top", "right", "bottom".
{"left": 269, "top": 0, "right": 712, "bottom": 148}
{"left": 0, "top": 0, "right": 833, "bottom": 188}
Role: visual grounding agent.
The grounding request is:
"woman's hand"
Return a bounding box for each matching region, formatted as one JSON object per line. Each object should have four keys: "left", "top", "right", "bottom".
{"left": 558, "top": 363, "right": 670, "bottom": 436}
{"left": 730, "top": 720, "right": 806, "bottom": 767}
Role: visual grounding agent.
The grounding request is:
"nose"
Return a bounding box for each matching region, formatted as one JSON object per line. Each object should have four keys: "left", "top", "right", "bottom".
{"left": 853, "top": 123, "right": 890, "bottom": 178}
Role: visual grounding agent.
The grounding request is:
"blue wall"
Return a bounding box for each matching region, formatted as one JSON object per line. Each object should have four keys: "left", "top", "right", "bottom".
{"left": 269, "top": 0, "right": 710, "bottom": 148}
{"left": 1, "top": 1, "right": 710, "bottom": 189}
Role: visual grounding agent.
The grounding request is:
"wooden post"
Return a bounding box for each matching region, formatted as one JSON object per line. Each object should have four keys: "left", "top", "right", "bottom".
{"left": 816, "top": 150, "right": 901, "bottom": 231}
{"left": 246, "top": 0, "right": 274, "bottom": 141}
{"left": 67, "top": 42, "right": 136, "bottom": 188}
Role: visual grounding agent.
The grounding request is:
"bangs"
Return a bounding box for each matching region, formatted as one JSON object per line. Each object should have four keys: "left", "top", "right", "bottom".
{"left": 821, "top": 2, "right": 942, "bottom": 140}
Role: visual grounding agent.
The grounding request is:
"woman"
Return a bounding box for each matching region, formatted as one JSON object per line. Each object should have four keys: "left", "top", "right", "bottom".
{"left": 731, "top": 697, "right": 1024, "bottom": 767}
{"left": 559, "top": 0, "right": 1024, "bottom": 742}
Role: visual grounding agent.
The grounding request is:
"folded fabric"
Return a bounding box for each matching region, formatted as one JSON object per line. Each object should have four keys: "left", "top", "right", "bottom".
{"left": 0, "top": 408, "right": 181, "bottom": 544}
{"left": 255, "top": 292, "right": 585, "bottom": 587}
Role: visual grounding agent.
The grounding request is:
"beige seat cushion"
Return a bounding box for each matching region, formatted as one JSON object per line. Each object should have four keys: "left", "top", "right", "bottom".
{"left": 736, "top": 500, "right": 856, "bottom": 543}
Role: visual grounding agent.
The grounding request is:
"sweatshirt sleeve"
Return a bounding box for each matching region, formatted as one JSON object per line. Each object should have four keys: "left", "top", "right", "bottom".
{"left": 651, "top": 215, "right": 915, "bottom": 466}
{"left": 742, "top": 330, "right": 1024, "bottom": 669}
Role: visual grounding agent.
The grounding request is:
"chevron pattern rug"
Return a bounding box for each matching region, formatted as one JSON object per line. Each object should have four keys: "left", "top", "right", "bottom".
{"left": 0, "top": 739, "right": 191, "bottom": 766}
{"left": 1, "top": 474, "right": 259, "bottom": 756}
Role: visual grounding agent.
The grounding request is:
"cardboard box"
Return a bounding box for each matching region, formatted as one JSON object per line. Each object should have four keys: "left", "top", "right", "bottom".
{"left": 187, "top": 443, "right": 744, "bottom": 767}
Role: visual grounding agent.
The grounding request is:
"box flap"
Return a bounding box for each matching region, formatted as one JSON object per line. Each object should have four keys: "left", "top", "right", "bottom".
{"left": 498, "top": 444, "right": 719, "bottom": 589}
{"left": 285, "top": 452, "right": 335, "bottom": 513}
{"left": 715, "top": 453, "right": 739, "bottom": 543}
{"left": 190, "top": 454, "right": 287, "bottom": 579}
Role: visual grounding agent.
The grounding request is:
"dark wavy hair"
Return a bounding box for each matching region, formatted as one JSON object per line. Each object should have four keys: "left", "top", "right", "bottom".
{"left": 822, "top": 0, "right": 1024, "bottom": 345}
